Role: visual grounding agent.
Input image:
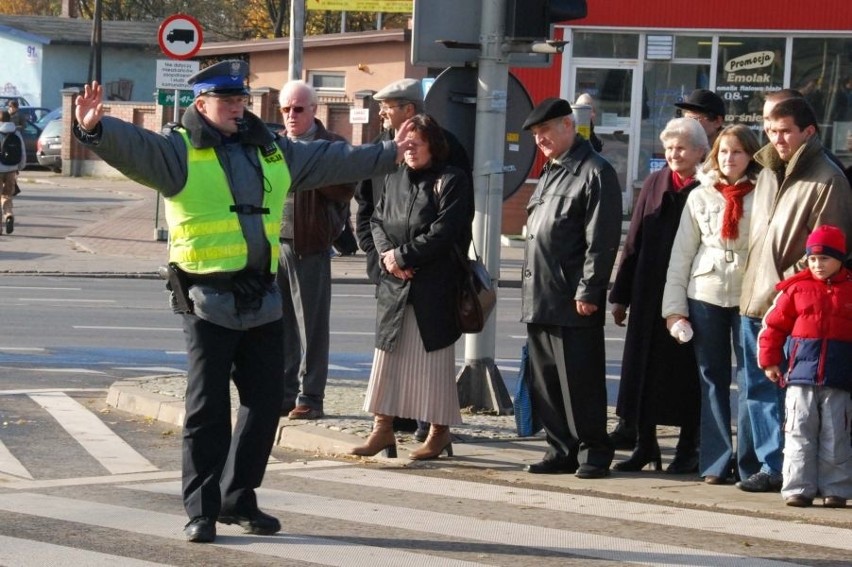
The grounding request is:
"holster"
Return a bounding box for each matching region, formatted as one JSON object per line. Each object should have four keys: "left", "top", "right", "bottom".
{"left": 158, "top": 263, "right": 194, "bottom": 314}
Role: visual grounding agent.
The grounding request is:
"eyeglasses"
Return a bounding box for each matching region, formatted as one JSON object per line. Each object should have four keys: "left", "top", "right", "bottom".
{"left": 282, "top": 106, "right": 306, "bottom": 114}
{"left": 379, "top": 103, "right": 408, "bottom": 112}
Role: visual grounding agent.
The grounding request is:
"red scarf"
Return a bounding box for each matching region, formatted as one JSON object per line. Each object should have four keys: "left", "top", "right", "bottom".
{"left": 671, "top": 170, "right": 695, "bottom": 192}
{"left": 716, "top": 181, "right": 754, "bottom": 240}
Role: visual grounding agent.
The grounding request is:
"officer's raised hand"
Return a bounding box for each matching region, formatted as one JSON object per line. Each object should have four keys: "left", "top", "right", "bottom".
{"left": 75, "top": 81, "right": 105, "bottom": 132}
{"left": 393, "top": 118, "right": 416, "bottom": 162}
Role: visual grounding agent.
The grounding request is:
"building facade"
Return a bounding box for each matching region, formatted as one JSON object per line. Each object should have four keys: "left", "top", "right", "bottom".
{"left": 515, "top": 0, "right": 852, "bottom": 211}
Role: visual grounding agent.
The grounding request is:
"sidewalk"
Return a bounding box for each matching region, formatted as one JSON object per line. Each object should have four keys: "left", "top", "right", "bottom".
{"left": 10, "top": 171, "right": 849, "bottom": 525}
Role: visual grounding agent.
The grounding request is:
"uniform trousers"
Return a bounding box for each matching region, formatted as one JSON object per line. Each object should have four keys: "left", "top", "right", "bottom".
{"left": 782, "top": 385, "right": 852, "bottom": 500}
{"left": 527, "top": 323, "right": 614, "bottom": 468}
{"left": 181, "top": 314, "right": 285, "bottom": 519}
{"left": 277, "top": 239, "right": 332, "bottom": 411}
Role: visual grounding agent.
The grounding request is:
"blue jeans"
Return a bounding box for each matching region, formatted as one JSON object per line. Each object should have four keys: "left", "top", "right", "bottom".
{"left": 740, "top": 316, "right": 785, "bottom": 477}
{"left": 689, "top": 299, "right": 742, "bottom": 478}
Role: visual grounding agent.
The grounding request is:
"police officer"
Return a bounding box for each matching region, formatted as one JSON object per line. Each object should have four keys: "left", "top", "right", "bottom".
{"left": 73, "top": 60, "right": 412, "bottom": 544}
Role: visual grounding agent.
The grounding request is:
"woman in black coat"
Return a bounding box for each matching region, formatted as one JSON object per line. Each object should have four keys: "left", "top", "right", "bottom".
{"left": 609, "top": 117, "right": 709, "bottom": 473}
{"left": 350, "top": 114, "right": 474, "bottom": 460}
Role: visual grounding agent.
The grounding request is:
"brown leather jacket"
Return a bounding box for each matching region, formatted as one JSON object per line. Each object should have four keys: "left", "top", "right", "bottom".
{"left": 280, "top": 119, "right": 355, "bottom": 255}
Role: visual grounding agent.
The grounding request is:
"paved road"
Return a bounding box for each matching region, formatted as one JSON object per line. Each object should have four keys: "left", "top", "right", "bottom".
{"left": 1, "top": 389, "right": 850, "bottom": 566}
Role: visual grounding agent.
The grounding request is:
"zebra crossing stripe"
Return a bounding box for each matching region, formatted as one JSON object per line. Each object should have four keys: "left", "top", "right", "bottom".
{"left": 130, "top": 480, "right": 804, "bottom": 567}
{"left": 0, "top": 439, "right": 33, "bottom": 479}
{"left": 0, "top": 492, "right": 486, "bottom": 567}
{"left": 0, "top": 534, "right": 171, "bottom": 567}
{"left": 283, "top": 467, "right": 852, "bottom": 553}
{"left": 27, "top": 392, "right": 158, "bottom": 475}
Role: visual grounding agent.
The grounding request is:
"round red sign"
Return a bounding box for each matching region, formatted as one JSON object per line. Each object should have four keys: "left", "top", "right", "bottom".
{"left": 158, "top": 14, "right": 204, "bottom": 60}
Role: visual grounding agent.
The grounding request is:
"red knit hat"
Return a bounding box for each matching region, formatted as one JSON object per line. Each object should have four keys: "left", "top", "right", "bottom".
{"left": 806, "top": 225, "right": 847, "bottom": 261}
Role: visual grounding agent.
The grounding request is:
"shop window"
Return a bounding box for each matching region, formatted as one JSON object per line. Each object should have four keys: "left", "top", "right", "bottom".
{"left": 308, "top": 71, "right": 345, "bottom": 93}
{"left": 675, "top": 36, "right": 712, "bottom": 59}
{"left": 790, "top": 38, "right": 852, "bottom": 158}
{"left": 638, "top": 62, "right": 710, "bottom": 181}
{"left": 572, "top": 32, "right": 639, "bottom": 59}
{"left": 715, "top": 37, "right": 786, "bottom": 133}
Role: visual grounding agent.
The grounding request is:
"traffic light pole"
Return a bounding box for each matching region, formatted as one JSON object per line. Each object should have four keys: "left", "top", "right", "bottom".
{"left": 455, "top": 0, "right": 514, "bottom": 414}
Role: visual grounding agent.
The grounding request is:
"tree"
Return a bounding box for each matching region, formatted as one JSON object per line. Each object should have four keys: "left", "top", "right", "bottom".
{"left": 1, "top": 0, "right": 410, "bottom": 40}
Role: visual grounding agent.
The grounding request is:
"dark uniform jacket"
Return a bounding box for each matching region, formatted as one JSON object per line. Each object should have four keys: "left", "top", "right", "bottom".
{"left": 371, "top": 163, "right": 473, "bottom": 352}
{"left": 521, "top": 137, "right": 622, "bottom": 327}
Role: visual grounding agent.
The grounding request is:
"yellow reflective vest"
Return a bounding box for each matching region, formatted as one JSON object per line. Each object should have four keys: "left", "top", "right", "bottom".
{"left": 165, "top": 130, "right": 290, "bottom": 274}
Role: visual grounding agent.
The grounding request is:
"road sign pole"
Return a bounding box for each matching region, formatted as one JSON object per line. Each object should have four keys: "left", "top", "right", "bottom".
{"left": 456, "top": 0, "right": 513, "bottom": 414}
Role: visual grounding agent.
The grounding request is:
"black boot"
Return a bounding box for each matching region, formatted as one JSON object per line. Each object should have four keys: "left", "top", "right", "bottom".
{"left": 613, "top": 423, "right": 661, "bottom": 472}
{"left": 608, "top": 418, "right": 636, "bottom": 450}
{"left": 666, "top": 423, "right": 699, "bottom": 474}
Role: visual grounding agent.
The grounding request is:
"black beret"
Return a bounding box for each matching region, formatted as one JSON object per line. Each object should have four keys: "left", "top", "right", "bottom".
{"left": 674, "top": 89, "right": 725, "bottom": 117}
{"left": 522, "top": 97, "right": 573, "bottom": 130}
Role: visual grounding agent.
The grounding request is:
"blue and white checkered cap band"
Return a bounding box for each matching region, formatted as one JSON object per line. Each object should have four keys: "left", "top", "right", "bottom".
{"left": 192, "top": 75, "right": 247, "bottom": 97}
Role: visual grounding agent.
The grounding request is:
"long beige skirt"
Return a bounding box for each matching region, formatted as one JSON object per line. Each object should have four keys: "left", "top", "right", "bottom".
{"left": 363, "top": 305, "right": 463, "bottom": 426}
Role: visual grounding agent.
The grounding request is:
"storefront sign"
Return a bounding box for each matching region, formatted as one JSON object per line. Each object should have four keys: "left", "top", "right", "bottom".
{"left": 716, "top": 46, "right": 784, "bottom": 130}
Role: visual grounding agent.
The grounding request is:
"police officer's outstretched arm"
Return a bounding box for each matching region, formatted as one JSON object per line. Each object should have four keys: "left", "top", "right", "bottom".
{"left": 75, "top": 81, "right": 105, "bottom": 132}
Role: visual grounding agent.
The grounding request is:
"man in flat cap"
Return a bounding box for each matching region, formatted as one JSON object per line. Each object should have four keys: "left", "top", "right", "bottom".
{"left": 675, "top": 88, "right": 726, "bottom": 147}
{"left": 520, "top": 97, "right": 622, "bottom": 479}
{"left": 354, "top": 77, "right": 471, "bottom": 442}
{"left": 73, "top": 60, "right": 413, "bottom": 544}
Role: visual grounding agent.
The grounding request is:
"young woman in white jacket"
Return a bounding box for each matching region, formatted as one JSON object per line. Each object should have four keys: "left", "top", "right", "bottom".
{"left": 662, "top": 124, "right": 761, "bottom": 485}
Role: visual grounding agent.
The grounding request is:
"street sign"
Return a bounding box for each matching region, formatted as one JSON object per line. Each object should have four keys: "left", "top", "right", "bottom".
{"left": 156, "top": 59, "right": 199, "bottom": 90}
{"left": 158, "top": 14, "right": 203, "bottom": 60}
{"left": 158, "top": 89, "right": 194, "bottom": 107}
{"left": 349, "top": 108, "right": 370, "bottom": 124}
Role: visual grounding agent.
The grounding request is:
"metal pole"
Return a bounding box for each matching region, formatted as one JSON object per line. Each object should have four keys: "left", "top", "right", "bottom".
{"left": 289, "top": 0, "right": 305, "bottom": 81}
{"left": 455, "top": 0, "right": 513, "bottom": 414}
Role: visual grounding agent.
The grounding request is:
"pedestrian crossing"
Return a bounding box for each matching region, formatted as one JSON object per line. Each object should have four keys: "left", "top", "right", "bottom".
{"left": 1, "top": 460, "right": 849, "bottom": 565}
{"left": 0, "top": 389, "right": 158, "bottom": 480}
{"left": 2, "top": 390, "right": 850, "bottom": 566}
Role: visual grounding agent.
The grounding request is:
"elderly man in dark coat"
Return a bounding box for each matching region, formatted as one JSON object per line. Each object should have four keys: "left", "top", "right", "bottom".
{"left": 520, "top": 98, "right": 623, "bottom": 479}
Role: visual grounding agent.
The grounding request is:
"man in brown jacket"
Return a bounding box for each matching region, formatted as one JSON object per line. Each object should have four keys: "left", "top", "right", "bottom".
{"left": 278, "top": 80, "right": 355, "bottom": 419}
{"left": 737, "top": 96, "right": 852, "bottom": 492}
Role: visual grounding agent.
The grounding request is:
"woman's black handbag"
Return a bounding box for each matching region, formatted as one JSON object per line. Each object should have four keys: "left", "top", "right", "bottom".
{"left": 454, "top": 244, "right": 496, "bottom": 334}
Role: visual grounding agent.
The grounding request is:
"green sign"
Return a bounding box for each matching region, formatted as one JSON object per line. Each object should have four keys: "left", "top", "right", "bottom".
{"left": 158, "top": 90, "right": 194, "bottom": 107}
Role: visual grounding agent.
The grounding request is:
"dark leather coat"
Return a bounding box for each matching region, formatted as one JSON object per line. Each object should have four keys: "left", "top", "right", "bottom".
{"left": 371, "top": 164, "right": 473, "bottom": 352}
{"left": 520, "top": 137, "right": 623, "bottom": 327}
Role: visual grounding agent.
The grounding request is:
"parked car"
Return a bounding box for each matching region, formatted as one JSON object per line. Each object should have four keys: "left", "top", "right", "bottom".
{"left": 36, "top": 118, "right": 62, "bottom": 172}
{"left": 20, "top": 120, "right": 41, "bottom": 167}
{"left": 17, "top": 106, "right": 51, "bottom": 125}
{"left": 35, "top": 107, "right": 62, "bottom": 130}
{"left": 0, "top": 95, "right": 31, "bottom": 109}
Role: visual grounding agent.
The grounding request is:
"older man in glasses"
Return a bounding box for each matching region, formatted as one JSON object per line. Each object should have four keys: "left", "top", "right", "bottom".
{"left": 277, "top": 80, "right": 355, "bottom": 421}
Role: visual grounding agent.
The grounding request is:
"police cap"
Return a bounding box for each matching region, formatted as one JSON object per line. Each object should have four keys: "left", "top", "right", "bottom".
{"left": 188, "top": 60, "right": 250, "bottom": 98}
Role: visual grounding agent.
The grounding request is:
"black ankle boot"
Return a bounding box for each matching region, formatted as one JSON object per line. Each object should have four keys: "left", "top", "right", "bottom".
{"left": 613, "top": 424, "right": 661, "bottom": 472}
{"left": 666, "top": 424, "right": 699, "bottom": 474}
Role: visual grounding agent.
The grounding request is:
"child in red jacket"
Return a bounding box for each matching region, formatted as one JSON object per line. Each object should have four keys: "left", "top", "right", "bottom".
{"left": 758, "top": 225, "right": 852, "bottom": 508}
